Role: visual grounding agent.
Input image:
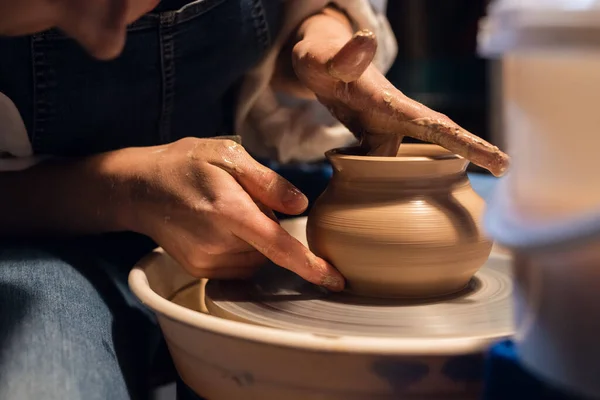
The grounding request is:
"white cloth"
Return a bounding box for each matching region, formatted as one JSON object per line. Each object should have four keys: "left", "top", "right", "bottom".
{"left": 0, "top": 93, "right": 41, "bottom": 171}
{"left": 235, "top": 0, "right": 397, "bottom": 163}
{"left": 0, "top": 0, "right": 397, "bottom": 170}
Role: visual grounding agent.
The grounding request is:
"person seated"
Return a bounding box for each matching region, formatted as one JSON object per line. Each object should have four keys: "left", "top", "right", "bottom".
{"left": 0, "top": 0, "right": 506, "bottom": 398}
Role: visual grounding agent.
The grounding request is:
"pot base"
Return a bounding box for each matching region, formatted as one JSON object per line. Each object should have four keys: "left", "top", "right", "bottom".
{"left": 203, "top": 254, "right": 512, "bottom": 339}
{"left": 344, "top": 278, "right": 474, "bottom": 300}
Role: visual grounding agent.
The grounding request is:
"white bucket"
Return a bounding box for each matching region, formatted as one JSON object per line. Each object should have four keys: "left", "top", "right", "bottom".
{"left": 479, "top": 0, "right": 600, "bottom": 397}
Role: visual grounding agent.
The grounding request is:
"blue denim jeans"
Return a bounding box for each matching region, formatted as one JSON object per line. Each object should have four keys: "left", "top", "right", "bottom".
{"left": 0, "top": 234, "right": 160, "bottom": 399}
{"left": 0, "top": 0, "right": 287, "bottom": 399}
{"left": 0, "top": 0, "right": 282, "bottom": 156}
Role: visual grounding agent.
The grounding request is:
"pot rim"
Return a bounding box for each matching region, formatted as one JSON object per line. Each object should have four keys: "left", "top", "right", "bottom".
{"left": 326, "top": 143, "right": 465, "bottom": 163}
{"left": 129, "top": 249, "right": 512, "bottom": 356}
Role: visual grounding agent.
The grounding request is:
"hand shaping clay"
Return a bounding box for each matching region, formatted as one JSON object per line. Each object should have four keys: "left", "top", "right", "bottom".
{"left": 307, "top": 144, "right": 493, "bottom": 298}
{"left": 292, "top": 24, "right": 510, "bottom": 177}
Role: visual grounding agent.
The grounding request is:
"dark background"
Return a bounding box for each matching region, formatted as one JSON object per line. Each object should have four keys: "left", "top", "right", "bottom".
{"left": 386, "top": 0, "right": 491, "bottom": 144}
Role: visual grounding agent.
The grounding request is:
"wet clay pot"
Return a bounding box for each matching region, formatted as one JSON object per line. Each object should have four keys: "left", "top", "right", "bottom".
{"left": 306, "top": 144, "right": 493, "bottom": 298}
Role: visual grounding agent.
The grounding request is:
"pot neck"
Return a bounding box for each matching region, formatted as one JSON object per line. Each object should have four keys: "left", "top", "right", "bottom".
{"left": 326, "top": 145, "right": 469, "bottom": 183}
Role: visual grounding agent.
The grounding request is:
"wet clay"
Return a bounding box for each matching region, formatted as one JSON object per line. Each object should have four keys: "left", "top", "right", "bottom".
{"left": 306, "top": 144, "right": 493, "bottom": 298}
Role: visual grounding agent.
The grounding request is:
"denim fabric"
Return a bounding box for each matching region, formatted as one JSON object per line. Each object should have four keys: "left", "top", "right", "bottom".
{"left": 0, "top": 234, "right": 158, "bottom": 400}
{"left": 0, "top": 1, "right": 284, "bottom": 399}
{"left": 0, "top": 0, "right": 283, "bottom": 156}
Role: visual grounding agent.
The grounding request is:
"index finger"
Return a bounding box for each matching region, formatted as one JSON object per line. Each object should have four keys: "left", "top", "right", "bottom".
{"left": 209, "top": 141, "right": 309, "bottom": 216}
{"left": 226, "top": 196, "right": 345, "bottom": 292}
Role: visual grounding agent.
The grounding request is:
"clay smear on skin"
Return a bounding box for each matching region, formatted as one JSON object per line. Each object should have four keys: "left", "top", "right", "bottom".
{"left": 324, "top": 28, "right": 509, "bottom": 176}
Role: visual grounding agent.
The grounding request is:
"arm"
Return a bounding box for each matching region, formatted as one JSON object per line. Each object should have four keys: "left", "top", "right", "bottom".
{"left": 0, "top": 138, "right": 345, "bottom": 291}
{"left": 0, "top": 92, "right": 125, "bottom": 236}
{"left": 0, "top": 150, "right": 131, "bottom": 237}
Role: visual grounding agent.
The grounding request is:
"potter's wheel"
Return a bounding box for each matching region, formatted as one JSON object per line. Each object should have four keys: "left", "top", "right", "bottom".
{"left": 205, "top": 253, "right": 512, "bottom": 339}
{"left": 132, "top": 213, "right": 515, "bottom": 400}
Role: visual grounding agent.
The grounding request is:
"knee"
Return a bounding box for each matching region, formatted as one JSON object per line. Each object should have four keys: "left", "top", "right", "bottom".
{"left": 0, "top": 246, "right": 113, "bottom": 326}
{"left": 0, "top": 246, "right": 129, "bottom": 399}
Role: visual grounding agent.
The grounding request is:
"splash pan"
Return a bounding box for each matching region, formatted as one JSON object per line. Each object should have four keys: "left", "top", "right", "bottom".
{"left": 129, "top": 218, "right": 513, "bottom": 400}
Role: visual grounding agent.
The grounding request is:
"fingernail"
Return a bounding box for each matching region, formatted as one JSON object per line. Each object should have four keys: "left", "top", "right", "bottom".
{"left": 282, "top": 186, "right": 309, "bottom": 212}
{"left": 317, "top": 259, "right": 345, "bottom": 292}
{"left": 321, "top": 274, "right": 345, "bottom": 292}
{"left": 328, "top": 29, "right": 377, "bottom": 83}
{"left": 306, "top": 253, "right": 345, "bottom": 291}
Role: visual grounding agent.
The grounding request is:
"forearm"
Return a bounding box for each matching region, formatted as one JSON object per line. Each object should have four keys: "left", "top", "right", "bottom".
{"left": 0, "top": 150, "right": 131, "bottom": 237}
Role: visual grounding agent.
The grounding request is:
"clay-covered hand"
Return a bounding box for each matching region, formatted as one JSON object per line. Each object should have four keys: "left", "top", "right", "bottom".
{"left": 116, "top": 137, "right": 344, "bottom": 290}
{"left": 291, "top": 7, "right": 509, "bottom": 177}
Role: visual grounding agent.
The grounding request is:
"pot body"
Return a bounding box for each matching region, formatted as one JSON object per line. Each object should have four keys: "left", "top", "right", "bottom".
{"left": 307, "top": 144, "right": 493, "bottom": 298}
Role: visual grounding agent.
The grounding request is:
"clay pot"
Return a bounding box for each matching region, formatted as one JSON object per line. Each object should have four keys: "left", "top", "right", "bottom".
{"left": 306, "top": 144, "right": 493, "bottom": 298}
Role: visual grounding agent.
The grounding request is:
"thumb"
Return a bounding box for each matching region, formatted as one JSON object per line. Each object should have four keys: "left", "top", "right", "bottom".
{"left": 327, "top": 29, "right": 377, "bottom": 83}
{"left": 292, "top": 4, "right": 377, "bottom": 82}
